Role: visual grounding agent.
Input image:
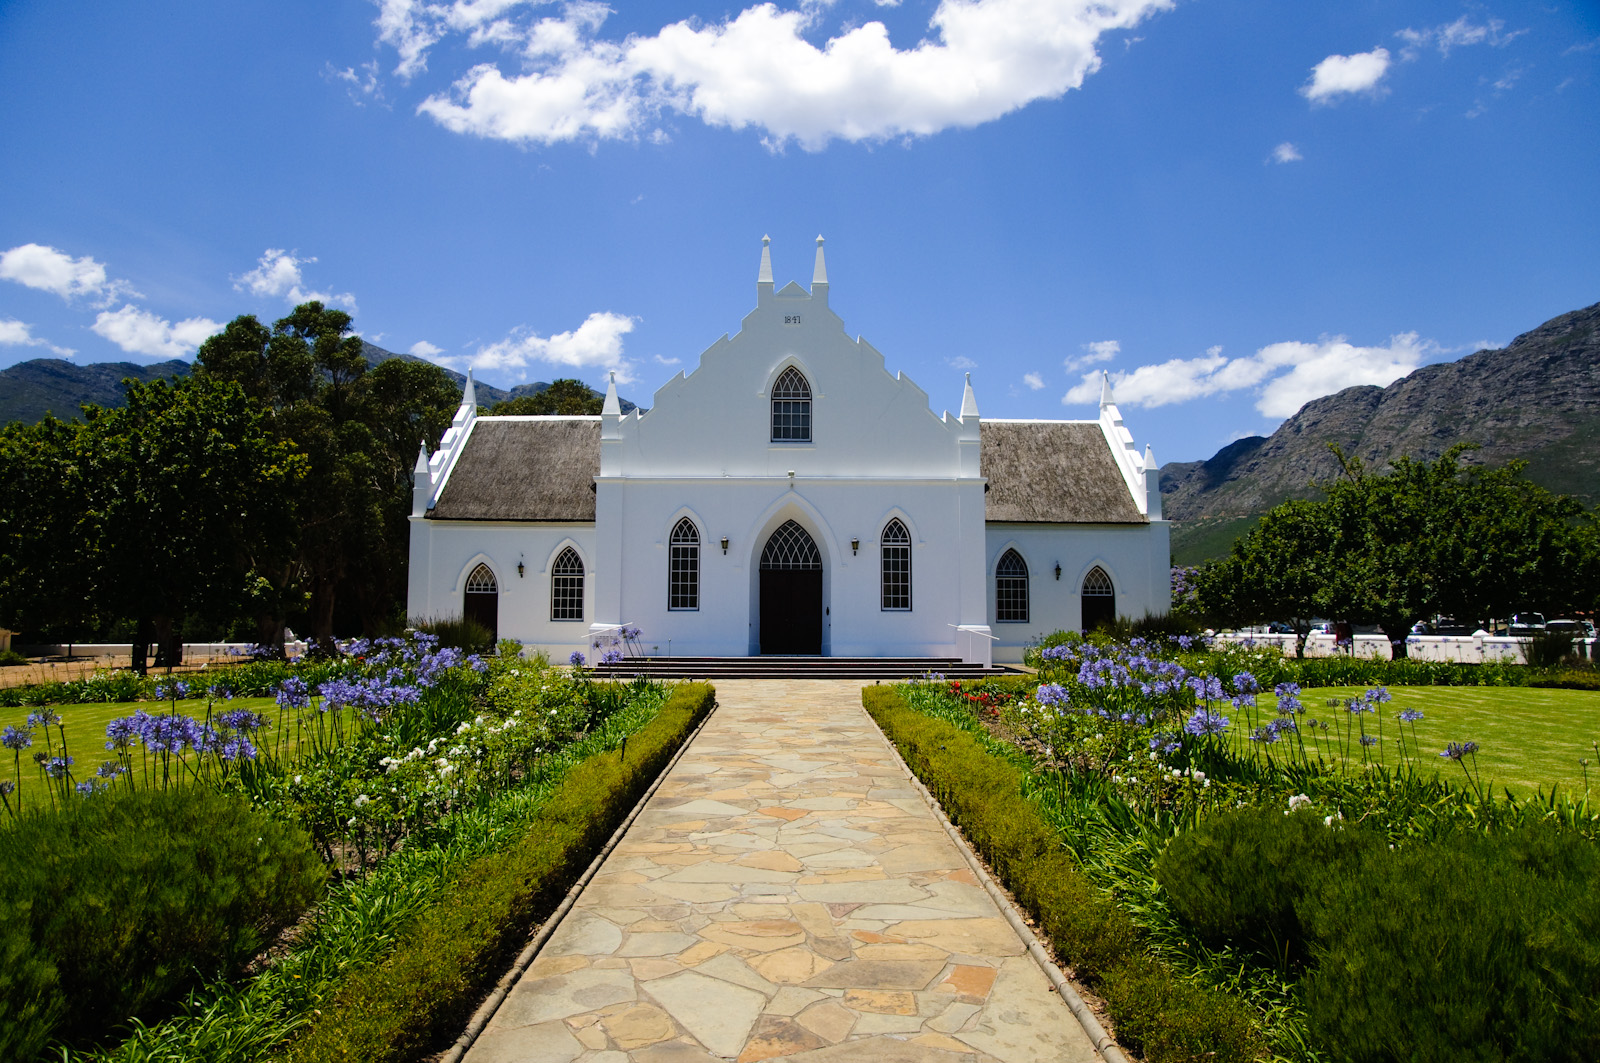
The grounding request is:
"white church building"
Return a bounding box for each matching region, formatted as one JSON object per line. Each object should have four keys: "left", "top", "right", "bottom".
{"left": 407, "top": 238, "right": 1170, "bottom": 665}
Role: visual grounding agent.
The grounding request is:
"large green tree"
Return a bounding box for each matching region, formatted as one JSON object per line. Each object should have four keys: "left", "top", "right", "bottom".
{"left": 1198, "top": 499, "right": 1334, "bottom": 657}
{"left": 488, "top": 378, "right": 603, "bottom": 416}
{"left": 0, "top": 416, "right": 99, "bottom": 645}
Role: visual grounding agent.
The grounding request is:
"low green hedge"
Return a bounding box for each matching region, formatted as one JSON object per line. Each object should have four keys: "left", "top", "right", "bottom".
{"left": 0, "top": 788, "right": 324, "bottom": 1061}
{"left": 282, "top": 682, "right": 715, "bottom": 1062}
{"left": 862, "top": 686, "right": 1264, "bottom": 1063}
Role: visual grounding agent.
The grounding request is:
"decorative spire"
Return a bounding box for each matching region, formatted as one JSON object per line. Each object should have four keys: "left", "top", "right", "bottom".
{"left": 812, "top": 234, "right": 827, "bottom": 286}
{"left": 758, "top": 235, "right": 773, "bottom": 285}
{"left": 960, "top": 372, "right": 979, "bottom": 420}
{"left": 602, "top": 370, "right": 621, "bottom": 417}
{"left": 1099, "top": 370, "right": 1114, "bottom": 407}
{"left": 414, "top": 441, "right": 429, "bottom": 475}
{"left": 463, "top": 368, "right": 477, "bottom": 409}
{"left": 1144, "top": 443, "right": 1156, "bottom": 470}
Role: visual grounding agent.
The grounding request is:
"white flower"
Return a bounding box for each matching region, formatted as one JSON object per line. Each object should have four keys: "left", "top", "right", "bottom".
{"left": 456, "top": 722, "right": 471, "bottom": 735}
{"left": 294, "top": 774, "right": 303, "bottom": 784}
{"left": 354, "top": 794, "right": 371, "bottom": 807}
{"left": 1324, "top": 811, "right": 1343, "bottom": 827}
{"left": 347, "top": 816, "right": 357, "bottom": 827}
{"left": 1288, "top": 793, "right": 1312, "bottom": 812}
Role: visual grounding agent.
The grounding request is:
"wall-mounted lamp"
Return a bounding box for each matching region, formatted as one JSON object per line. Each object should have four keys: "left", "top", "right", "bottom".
{"left": 787, "top": 470, "right": 795, "bottom": 479}
{"left": 1054, "top": 563, "right": 1062, "bottom": 581}
{"left": 851, "top": 537, "right": 860, "bottom": 555}
{"left": 517, "top": 558, "right": 526, "bottom": 579}
{"left": 720, "top": 536, "right": 730, "bottom": 555}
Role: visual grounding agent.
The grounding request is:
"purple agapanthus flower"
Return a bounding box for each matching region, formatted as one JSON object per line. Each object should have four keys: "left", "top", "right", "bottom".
{"left": 1035, "top": 683, "right": 1069, "bottom": 707}
{"left": 1440, "top": 741, "right": 1480, "bottom": 761}
{"left": 276, "top": 677, "right": 311, "bottom": 711}
{"left": 1359, "top": 734, "right": 1378, "bottom": 747}
{"left": 1398, "top": 709, "right": 1424, "bottom": 723}
{"left": 1185, "top": 708, "right": 1230, "bottom": 736}
{"left": 2, "top": 725, "right": 33, "bottom": 751}
{"left": 600, "top": 648, "right": 624, "bottom": 665}
{"left": 217, "top": 708, "right": 268, "bottom": 733}
{"left": 569, "top": 651, "right": 586, "bottom": 667}
{"left": 44, "top": 755, "right": 74, "bottom": 779}
{"left": 26, "top": 710, "right": 60, "bottom": 728}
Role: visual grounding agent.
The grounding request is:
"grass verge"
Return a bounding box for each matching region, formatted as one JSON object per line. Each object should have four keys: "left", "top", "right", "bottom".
{"left": 863, "top": 685, "right": 1266, "bottom": 1063}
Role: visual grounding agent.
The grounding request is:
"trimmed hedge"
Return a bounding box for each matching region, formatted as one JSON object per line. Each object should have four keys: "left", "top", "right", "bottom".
{"left": 862, "top": 686, "right": 1265, "bottom": 1063}
{"left": 0, "top": 788, "right": 323, "bottom": 1061}
{"left": 282, "top": 682, "right": 715, "bottom": 1062}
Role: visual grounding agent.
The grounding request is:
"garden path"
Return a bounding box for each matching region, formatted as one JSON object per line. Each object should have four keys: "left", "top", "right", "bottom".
{"left": 462, "top": 678, "right": 1102, "bottom": 1063}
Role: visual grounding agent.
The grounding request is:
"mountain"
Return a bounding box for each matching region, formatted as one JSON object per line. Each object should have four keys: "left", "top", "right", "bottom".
{"left": 0, "top": 341, "right": 635, "bottom": 425}
{"left": 1161, "top": 300, "right": 1600, "bottom": 563}
{"left": 0, "top": 358, "right": 192, "bottom": 424}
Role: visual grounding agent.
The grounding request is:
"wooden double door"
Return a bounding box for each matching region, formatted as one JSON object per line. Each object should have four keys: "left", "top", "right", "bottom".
{"left": 759, "top": 520, "right": 823, "bottom": 655}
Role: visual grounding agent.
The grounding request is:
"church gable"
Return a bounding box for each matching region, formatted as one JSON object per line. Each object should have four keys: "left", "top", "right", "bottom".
{"left": 981, "top": 421, "right": 1146, "bottom": 524}
{"left": 429, "top": 418, "right": 599, "bottom": 522}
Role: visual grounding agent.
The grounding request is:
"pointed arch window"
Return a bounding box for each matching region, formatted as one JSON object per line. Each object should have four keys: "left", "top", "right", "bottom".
{"left": 881, "top": 519, "right": 911, "bottom": 611}
{"left": 464, "top": 563, "right": 499, "bottom": 641}
{"left": 1081, "top": 565, "right": 1115, "bottom": 633}
{"left": 551, "top": 547, "right": 584, "bottom": 621}
{"left": 771, "top": 367, "right": 812, "bottom": 442}
{"left": 669, "top": 518, "right": 700, "bottom": 611}
{"left": 996, "top": 549, "right": 1029, "bottom": 623}
{"left": 759, "top": 520, "right": 822, "bottom": 570}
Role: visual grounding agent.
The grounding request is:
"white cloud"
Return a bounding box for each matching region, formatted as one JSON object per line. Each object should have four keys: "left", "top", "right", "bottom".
{"left": 1064, "top": 340, "right": 1118, "bottom": 373}
{"left": 1271, "top": 141, "right": 1302, "bottom": 163}
{"left": 409, "top": 340, "right": 444, "bottom": 357}
{"left": 233, "top": 249, "right": 357, "bottom": 311}
{"left": 654, "top": 354, "right": 682, "bottom": 366}
{"left": 467, "top": 310, "right": 638, "bottom": 382}
{"left": 328, "top": 59, "right": 386, "bottom": 105}
{"left": 1301, "top": 47, "right": 1390, "bottom": 103}
{"left": 397, "top": 0, "right": 1172, "bottom": 151}
{"left": 0, "top": 317, "right": 74, "bottom": 356}
{"left": 0, "top": 243, "right": 135, "bottom": 307}
{"left": 946, "top": 355, "right": 978, "bottom": 370}
{"left": 1022, "top": 371, "right": 1045, "bottom": 390}
{"left": 91, "top": 305, "right": 221, "bottom": 360}
{"left": 1396, "top": 17, "right": 1523, "bottom": 60}
{"left": 1062, "top": 334, "right": 1434, "bottom": 418}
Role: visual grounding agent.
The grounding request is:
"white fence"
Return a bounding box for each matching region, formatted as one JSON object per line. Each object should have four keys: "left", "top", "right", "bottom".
{"left": 1212, "top": 632, "right": 1596, "bottom": 664}
{"left": 19, "top": 642, "right": 311, "bottom": 659}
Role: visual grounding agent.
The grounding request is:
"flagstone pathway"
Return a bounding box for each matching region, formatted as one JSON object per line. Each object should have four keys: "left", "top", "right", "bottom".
{"left": 463, "top": 679, "right": 1103, "bottom": 1063}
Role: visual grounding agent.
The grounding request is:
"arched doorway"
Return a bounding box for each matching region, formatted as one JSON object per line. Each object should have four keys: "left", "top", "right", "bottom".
{"left": 1081, "top": 566, "right": 1115, "bottom": 633}
{"left": 464, "top": 563, "right": 499, "bottom": 642}
{"left": 759, "top": 520, "right": 822, "bottom": 654}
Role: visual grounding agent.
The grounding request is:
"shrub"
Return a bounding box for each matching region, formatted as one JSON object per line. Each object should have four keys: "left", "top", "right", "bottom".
{"left": 1156, "top": 806, "right": 1384, "bottom": 971}
{"left": 862, "top": 686, "right": 1264, "bottom": 1063}
{"left": 1130, "top": 611, "right": 1205, "bottom": 639}
{"left": 413, "top": 614, "right": 494, "bottom": 654}
{"left": 0, "top": 648, "right": 27, "bottom": 667}
{"left": 0, "top": 787, "right": 324, "bottom": 1059}
{"left": 283, "top": 683, "right": 716, "bottom": 1063}
{"left": 1522, "top": 629, "right": 1575, "bottom": 669}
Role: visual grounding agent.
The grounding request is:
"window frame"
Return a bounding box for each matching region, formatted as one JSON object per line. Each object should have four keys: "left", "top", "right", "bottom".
{"left": 668, "top": 518, "right": 700, "bottom": 611}
{"left": 995, "top": 549, "right": 1029, "bottom": 623}
{"left": 550, "top": 547, "right": 585, "bottom": 622}
{"left": 880, "top": 519, "right": 911, "bottom": 611}
{"left": 770, "top": 367, "right": 813, "bottom": 443}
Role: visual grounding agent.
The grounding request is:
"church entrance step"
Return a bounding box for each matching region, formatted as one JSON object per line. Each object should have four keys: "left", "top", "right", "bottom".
{"left": 591, "top": 656, "right": 1020, "bottom": 680}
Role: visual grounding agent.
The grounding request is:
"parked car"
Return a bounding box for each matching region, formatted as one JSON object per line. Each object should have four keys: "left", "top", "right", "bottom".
{"left": 1508, "top": 612, "right": 1547, "bottom": 637}
{"left": 1546, "top": 619, "right": 1593, "bottom": 638}
{"left": 1266, "top": 621, "right": 1294, "bottom": 634}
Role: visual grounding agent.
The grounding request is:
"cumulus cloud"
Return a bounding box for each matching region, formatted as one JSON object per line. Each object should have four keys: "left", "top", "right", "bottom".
{"left": 233, "top": 249, "right": 357, "bottom": 311}
{"left": 946, "top": 355, "right": 978, "bottom": 370}
{"left": 0, "top": 243, "right": 136, "bottom": 307}
{"left": 91, "top": 305, "right": 221, "bottom": 360}
{"left": 1301, "top": 47, "right": 1390, "bottom": 103}
{"left": 0, "top": 317, "right": 74, "bottom": 356}
{"left": 1064, "top": 340, "right": 1118, "bottom": 373}
{"left": 1271, "top": 141, "right": 1302, "bottom": 163}
{"left": 1063, "top": 333, "right": 1435, "bottom": 418}
{"left": 389, "top": 0, "right": 1172, "bottom": 150}
{"left": 1022, "top": 371, "right": 1046, "bottom": 390}
{"left": 467, "top": 310, "right": 637, "bottom": 382}
{"left": 409, "top": 340, "right": 444, "bottom": 357}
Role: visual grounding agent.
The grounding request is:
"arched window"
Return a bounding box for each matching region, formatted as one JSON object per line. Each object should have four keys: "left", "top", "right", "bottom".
{"left": 1082, "top": 565, "right": 1115, "bottom": 633}
{"left": 551, "top": 547, "right": 584, "bottom": 621}
{"left": 759, "top": 520, "right": 822, "bottom": 569}
{"left": 669, "top": 518, "right": 699, "bottom": 611}
{"left": 996, "top": 549, "right": 1029, "bottom": 623}
{"left": 881, "top": 519, "right": 911, "bottom": 611}
{"left": 464, "top": 563, "right": 499, "bottom": 641}
{"left": 771, "top": 367, "right": 812, "bottom": 442}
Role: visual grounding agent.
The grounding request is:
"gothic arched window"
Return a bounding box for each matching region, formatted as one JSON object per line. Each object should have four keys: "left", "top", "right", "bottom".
{"left": 464, "top": 563, "right": 499, "bottom": 641}
{"left": 1081, "top": 565, "right": 1115, "bottom": 633}
{"left": 551, "top": 547, "right": 585, "bottom": 621}
{"left": 881, "top": 519, "right": 911, "bottom": 611}
{"left": 996, "top": 549, "right": 1029, "bottom": 623}
{"left": 669, "top": 518, "right": 700, "bottom": 611}
{"left": 771, "top": 367, "right": 812, "bottom": 442}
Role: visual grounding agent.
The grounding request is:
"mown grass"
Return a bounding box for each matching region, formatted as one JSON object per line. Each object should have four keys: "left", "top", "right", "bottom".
{"left": 1242, "top": 685, "right": 1600, "bottom": 797}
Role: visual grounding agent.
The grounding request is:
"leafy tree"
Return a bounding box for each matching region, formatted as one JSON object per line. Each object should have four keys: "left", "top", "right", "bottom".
{"left": 0, "top": 416, "right": 99, "bottom": 646}
{"left": 1198, "top": 499, "right": 1333, "bottom": 657}
{"left": 488, "top": 378, "right": 602, "bottom": 416}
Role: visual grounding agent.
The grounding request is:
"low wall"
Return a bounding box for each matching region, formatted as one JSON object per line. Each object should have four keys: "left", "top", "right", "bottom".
{"left": 18, "top": 642, "right": 311, "bottom": 659}
{"left": 1212, "top": 632, "right": 1595, "bottom": 664}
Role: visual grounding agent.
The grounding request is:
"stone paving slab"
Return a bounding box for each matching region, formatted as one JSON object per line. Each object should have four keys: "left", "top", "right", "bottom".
{"left": 465, "top": 679, "right": 1102, "bottom": 1063}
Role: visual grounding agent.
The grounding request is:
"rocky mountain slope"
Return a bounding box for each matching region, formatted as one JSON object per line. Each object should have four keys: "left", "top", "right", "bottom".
{"left": 1161, "top": 300, "right": 1600, "bottom": 561}
{"left": 0, "top": 341, "right": 633, "bottom": 424}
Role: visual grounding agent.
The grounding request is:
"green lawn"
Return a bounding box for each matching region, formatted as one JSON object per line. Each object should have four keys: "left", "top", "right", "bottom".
{"left": 1242, "top": 685, "right": 1600, "bottom": 798}
{"left": 0, "top": 697, "right": 291, "bottom": 794}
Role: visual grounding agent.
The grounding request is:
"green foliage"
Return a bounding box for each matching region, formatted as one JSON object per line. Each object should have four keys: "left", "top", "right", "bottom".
{"left": 413, "top": 614, "right": 494, "bottom": 654}
{"left": 1130, "top": 611, "right": 1205, "bottom": 639}
{"left": 487, "top": 378, "right": 604, "bottom": 415}
{"left": 0, "top": 649, "right": 26, "bottom": 667}
{"left": 862, "top": 686, "right": 1265, "bottom": 1063}
{"left": 1522, "top": 628, "right": 1575, "bottom": 668}
{"left": 0, "top": 788, "right": 323, "bottom": 1059}
{"left": 281, "top": 683, "right": 715, "bottom": 1063}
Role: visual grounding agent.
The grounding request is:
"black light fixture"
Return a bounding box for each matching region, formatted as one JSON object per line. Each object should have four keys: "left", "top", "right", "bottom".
{"left": 517, "top": 558, "right": 525, "bottom": 578}
{"left": 851, "top": 537, "right": 859, "bottom": 555}
{"left": 721, "top": 536, "right": 729, "bottom": 554}
{"left": 1055, "top": 562, "right": 1062, "bottom": 581}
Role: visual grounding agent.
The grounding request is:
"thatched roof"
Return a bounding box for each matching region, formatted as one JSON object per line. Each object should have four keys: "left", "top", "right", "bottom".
{"left": 981, "top": 421, "right": 1145, "bottom": 523}
{"left": 429, "top": 418, "right": 599, "bottom": 522}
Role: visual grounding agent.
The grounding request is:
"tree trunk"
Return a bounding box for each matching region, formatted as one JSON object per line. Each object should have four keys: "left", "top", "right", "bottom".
{"left": 152, "top": 615, "right": 181, "bottom": 670}
{"left": 308, "top": 581, "right": 338, "bottom": 656}
{"left": 1294, "top": 629, "right": 1309, "bottom": 659}
{"left": 131, "top": 615, "right": 151, "bottom": 676}
{"left": 1380, "top": 622, "right": 1410, "bottom": 660}
{"left": 254, "top": 615, "right": 286, "bottom": 659}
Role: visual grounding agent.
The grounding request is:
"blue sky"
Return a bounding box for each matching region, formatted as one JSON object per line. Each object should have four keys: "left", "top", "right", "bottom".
{"left": 1, "top": 0, "right": 1596, "bottom": 463}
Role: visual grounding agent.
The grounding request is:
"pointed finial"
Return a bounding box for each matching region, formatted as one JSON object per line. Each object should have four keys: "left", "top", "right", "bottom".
{"left": 812, "top": 234, "right": 827, "bottom": 286}
{"left": 758, "top": 235, "right": 773, "bottom": 285}
{"left": 1144, "top": 443, "right": 1156, "bottom": 470}
{"left": 602, "top": 371, "right": 621, "bottom": 417}
{"left": 960, "top": 372, "right": 979, "bottom": 420}
{"left": 463, "top": 368, "right": 477, "bottom": 408}
{"left": 414, "top": 441, "right": 429, "bottom": 474}
{"left": 1099, "top": 370, "right": 1114, "bottom": 407}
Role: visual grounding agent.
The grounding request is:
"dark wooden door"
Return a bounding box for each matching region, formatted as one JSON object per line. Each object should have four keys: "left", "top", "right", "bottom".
{"left": 760, "top": 570, "right": 822, "bottom": 654}
{"left": 464, "top": 591, "right": 499, "bottom": 643}
{"left": 1081, "top": 593, "right": 1115, "bottom": 634}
